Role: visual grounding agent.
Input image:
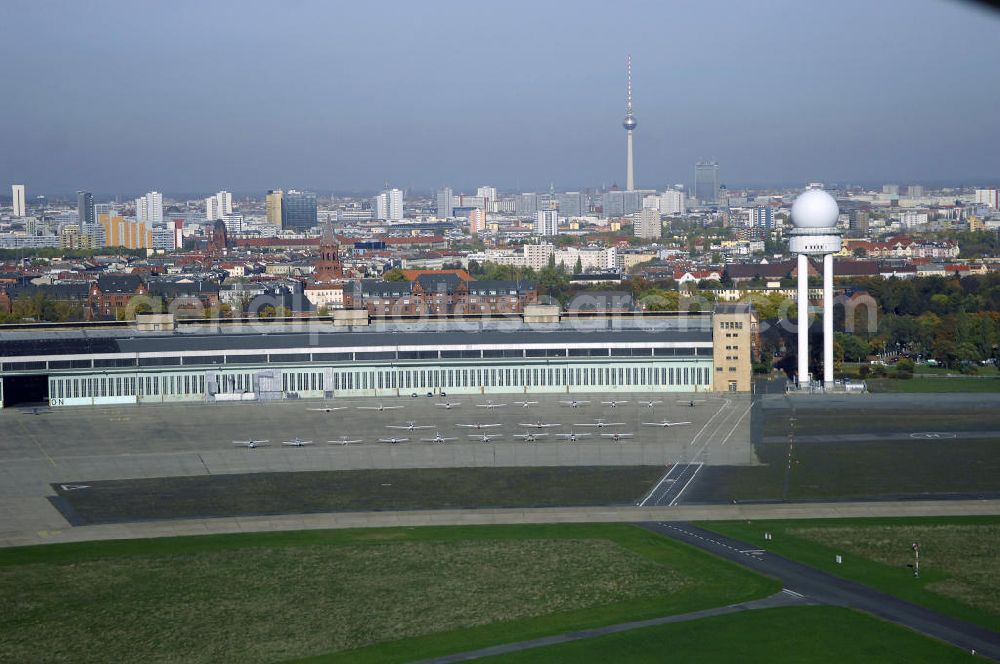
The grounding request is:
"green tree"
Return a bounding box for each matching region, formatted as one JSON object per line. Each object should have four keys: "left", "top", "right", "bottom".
{"left": 835, "top": 332, "right": 871, "bottom": 362}
{"left": 894, "top": 357, "right": 915, "bottom": 379}
{"left": 637, "top": 288, "right": 679, "bottom": 311}
{"left": 383, "top": 268, "right": 407, "bottom": 282}
{"left": 573, "top": 256, "right": 583, "bottom": 275}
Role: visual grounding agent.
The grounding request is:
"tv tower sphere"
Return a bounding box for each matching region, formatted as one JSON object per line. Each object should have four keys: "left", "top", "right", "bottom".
{"left": 623, "top": 114, "right": 637, "bottom": 131}
{"left": 791, "top": 188, "right": 839, "bottom": 229}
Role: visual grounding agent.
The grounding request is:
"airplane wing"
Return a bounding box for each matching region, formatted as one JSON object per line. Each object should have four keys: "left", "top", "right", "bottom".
{"left": 607, "top": 422, "right": 626, "bottom": 426}
{"left": 575, "top": 423, "right": 600, "bottom": 427}
{"left": 282, "top": 440, "right": 314, "bottom": 446}
{"left": 643, "top": 422, "right": 668, "bottom": 427}
{"left": 412, "top": 425, "right": 433, "bottom": 429}
{"left": 308, "top": 407, "right": 346, "bottom": 411}
{"left": 328, "top": 439, "right": 363, "bottom": 445}
{"left": 601, "top": 433, "right": 634, "bottom": 438}
{"left": 385, "top": 425, "right": 409, "bottom": 430}
{"left": 378, "top": 437, "right": 409, "bottom": 443}
{"left": 533, "top": 433, "right": 550, "bottom": 438}
{"left": 668, "top": 421, "right": 692, "bottom": 426}
{"left": 356, "top": 406, "right": 379, "bottom": 410}
{"left": 439, "top": 437, "right": 457, "bottom": 441}
{"left": 382, "top": 405, "right": 405, "bottom": 410}
{"left": 540, "top": 423, "right": 561, "bottom": 428}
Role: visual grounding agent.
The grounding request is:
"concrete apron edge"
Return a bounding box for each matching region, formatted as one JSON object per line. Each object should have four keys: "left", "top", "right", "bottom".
{"left": 3, "top": 499, "right": 1000, "bottom": 548}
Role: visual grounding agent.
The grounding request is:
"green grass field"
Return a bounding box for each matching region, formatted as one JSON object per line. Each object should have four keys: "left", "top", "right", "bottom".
{"left": 57, "top": 466, "right": 665, "bottom": 524}
{"left": 0, "top": 524, "right": 776, "bottom": 663}
{"left": 868, "top": 377, "right": 1000, "bottom": 393}
{"left": 483, "top": 606, "right": 976, "bottom": 663}
{"left": 700, "top": 516, "right": 1000, "bottom": 632}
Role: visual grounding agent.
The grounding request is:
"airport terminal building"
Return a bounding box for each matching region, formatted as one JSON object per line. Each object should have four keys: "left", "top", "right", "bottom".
{"left": 0, "top": 306, "right": 755, "bottom": 409}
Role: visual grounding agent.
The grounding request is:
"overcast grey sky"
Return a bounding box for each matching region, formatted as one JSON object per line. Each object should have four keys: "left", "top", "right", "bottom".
{"left": 1, "top": 0, "right": 998, "bottom": 197}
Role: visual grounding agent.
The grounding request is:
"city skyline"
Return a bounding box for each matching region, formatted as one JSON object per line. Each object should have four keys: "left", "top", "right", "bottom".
{"left": 1, "top": 0, "right": 999, "bottom": 195}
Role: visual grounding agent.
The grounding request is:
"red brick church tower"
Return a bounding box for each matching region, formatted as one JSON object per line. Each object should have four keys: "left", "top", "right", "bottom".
{"left": 313, "top": 222, "right": 343, "bottom": 281}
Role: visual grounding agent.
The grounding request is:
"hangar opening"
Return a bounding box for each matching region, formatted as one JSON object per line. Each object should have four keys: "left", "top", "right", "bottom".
{"left": 1, "top": 375, "right": 50, "bottom": 408}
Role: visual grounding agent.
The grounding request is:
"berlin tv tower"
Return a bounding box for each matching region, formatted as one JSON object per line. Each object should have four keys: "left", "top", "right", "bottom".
{"left": 623, "top": 54, "right": 637, "bottom": 191}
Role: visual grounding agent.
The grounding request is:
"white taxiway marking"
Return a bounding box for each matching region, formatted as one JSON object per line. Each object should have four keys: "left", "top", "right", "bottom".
{"left": 669, "top": 462, "right": 704, "bottom": 507}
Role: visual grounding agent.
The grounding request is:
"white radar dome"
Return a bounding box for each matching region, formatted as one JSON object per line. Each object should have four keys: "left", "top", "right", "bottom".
{"left": 790, "top": 188, "right": 839, "bottom": 229}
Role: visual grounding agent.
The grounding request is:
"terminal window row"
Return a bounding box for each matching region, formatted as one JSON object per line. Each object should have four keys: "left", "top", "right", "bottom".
{"left": 46, "top": 364, "right": 711, "bottom": 401}
{"left": 322, "top": 365, "right": 710, "bottom": 392}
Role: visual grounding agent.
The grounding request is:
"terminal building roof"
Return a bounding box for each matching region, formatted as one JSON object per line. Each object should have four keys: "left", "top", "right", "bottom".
{"left": 0, "top": 316, "right": 713, "bottom": 362}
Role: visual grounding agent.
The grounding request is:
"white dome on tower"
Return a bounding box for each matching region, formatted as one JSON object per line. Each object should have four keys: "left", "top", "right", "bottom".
{"left": 790, "top": 189, "right": 839, "bottom": 229}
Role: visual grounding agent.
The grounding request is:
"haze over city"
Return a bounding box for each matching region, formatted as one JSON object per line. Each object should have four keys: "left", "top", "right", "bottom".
{"left": 7, "top": 1, "right": 1000, "bottom": 663}
{"left": 2, "top": 0, "right": 999, "bottom": 196}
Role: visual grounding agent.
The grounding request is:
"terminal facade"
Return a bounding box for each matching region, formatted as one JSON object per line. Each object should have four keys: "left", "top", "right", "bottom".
{"left": 0, "top": 306, "right": 755, "bottom": 409}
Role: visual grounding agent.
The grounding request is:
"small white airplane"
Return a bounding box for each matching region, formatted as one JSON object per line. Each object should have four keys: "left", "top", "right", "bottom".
{"left": 678, "top": 400, "right": 706, "bottom": 407}
{"left": 233, "top": 439, "right": 269, "bottom": 448}
{"left": 518, "top": 420, "right": 561, "bottom": 429}
{"left": 328, "top": 436, "right": 364, "bottom": 445}
{"left": 513, "top": 432, "right": 549, "bottom": 442}
{"left": 421, "top": 432, "right": 458, "bottom": 443}
{"left": 513, "top": 400, "right": 538, "bottom": 408}
{"left": 477, "top": 401, "right": 507, "bottom": 410}
{"left": 642, "top": 420, "right": 692, "bottom": 428}
{"left": 560, "top": 399, "right": 591, "bottom": 408}
{"left": 639, "top": 400, "right": 663, "bottom": 408}
{"left": 556, "top": 432, "right": 592, "bottom": 442}
{"left": 601, "top": 400, "right": 629, "bottom": 408}
{"left": 577, "top": 419, "right": 625, "bottom": 429}
{"left": 308, "top": 406, "right": 347, "bottom": 413}
{"left": 435, "top": 402, "right": 462, "bottom": 410}
{"left": 469, "top": 433, "right": 502, "bottom": 443}
{"left": 601, "top": 432, "right": 635, "bottom": 442}
{"left": 386, "top": 421, "right": 434, "bottom": 432}
{"left": 455, "top": 422, "right": 502, "bottom": 430}
{"left": 378, "top": 436, "right": 410, "bottom": 444}
{"left": 282, "top": 437, "right": 314, "bottom": 447}
{"left": 357, "top": 403, "right": 405, "bottom": 412}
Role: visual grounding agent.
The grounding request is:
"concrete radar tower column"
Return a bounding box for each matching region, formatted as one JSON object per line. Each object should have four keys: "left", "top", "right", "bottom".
{"left": 788, "top": 188, "right": 842, "bottom": 388}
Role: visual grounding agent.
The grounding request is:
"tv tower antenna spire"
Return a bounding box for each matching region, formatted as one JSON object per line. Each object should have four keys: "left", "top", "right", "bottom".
{"left": 626, "top": 54, "right": 633, "bottom": 116}
{"left": 622, "top": 54, "right": 637, "bottom": 191}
